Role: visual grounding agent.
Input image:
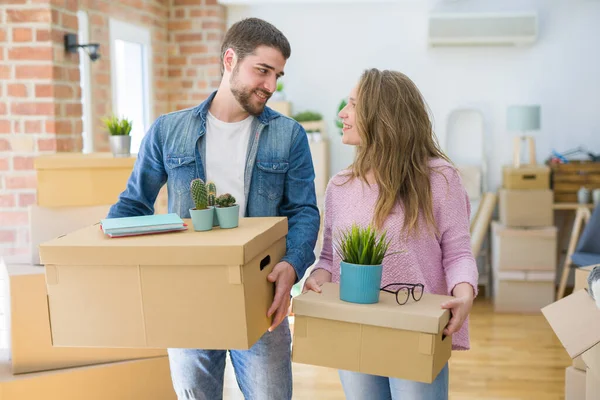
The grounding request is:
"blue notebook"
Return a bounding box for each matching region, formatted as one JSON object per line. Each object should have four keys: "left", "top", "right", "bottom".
{"left": 101, "top": 213, "right": 186, "bottom": 237}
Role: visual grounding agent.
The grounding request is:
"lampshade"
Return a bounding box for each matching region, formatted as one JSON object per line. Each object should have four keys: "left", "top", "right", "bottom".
{"left": 506, "top": 105, "right": 541, "bottom": 131}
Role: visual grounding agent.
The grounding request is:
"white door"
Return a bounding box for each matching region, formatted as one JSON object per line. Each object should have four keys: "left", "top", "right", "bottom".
{"left": 109, "top": 19, "right": 152, "bottom": 155}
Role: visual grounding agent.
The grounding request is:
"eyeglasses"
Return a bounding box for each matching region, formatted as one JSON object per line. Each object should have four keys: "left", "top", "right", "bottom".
{"left": 380, "top": 283, "right": 424, "bottom": 305}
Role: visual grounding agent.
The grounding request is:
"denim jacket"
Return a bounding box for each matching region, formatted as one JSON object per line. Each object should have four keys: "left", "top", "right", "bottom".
{"left": 107, "top": 91, "right": 320, "bottom": 281}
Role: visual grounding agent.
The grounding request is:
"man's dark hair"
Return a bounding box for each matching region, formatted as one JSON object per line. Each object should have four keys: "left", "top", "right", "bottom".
{"left": 220, "top": 18, "right": 291, "bottom": 75}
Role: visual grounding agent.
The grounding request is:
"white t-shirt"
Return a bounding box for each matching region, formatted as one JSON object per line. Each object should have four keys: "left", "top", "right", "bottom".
{"left": 205, "top": 111, "right": 254, "bottom": 218}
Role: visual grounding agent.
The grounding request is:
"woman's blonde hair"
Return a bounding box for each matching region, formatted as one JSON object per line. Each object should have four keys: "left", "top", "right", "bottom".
{"left": 346, "top": 68, "right": 451, "bottom": 237}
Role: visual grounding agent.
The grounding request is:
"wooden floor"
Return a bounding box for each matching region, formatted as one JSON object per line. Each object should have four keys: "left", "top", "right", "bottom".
{"left": 223, "top": 297, "right": 571, "bottom": 400}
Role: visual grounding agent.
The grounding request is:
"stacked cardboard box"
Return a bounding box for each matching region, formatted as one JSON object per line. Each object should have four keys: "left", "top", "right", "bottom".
{"left": 29, "top": 153, "right": 138, "bottom": 265}
{"left": 566, "top": 265, "right": 597, "bottom": 390}
{"left": 542, "top": 287, "right": 600, "bottom": 400}
{"left": 0, "top": 260, "right": 175, "bottom": 398}
{"left": 493, "top": 164, "right": 556, "bottom": 312}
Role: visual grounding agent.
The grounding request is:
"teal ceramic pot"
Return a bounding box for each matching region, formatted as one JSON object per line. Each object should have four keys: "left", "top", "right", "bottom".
{"left": 339, "top": 261, "right": 383, "bottom": 304}
{"left": 216, "top": 204, "right": 240, "bottom": 229}
{"left": 189, "top": 207, "right": 214, "bottom": 232}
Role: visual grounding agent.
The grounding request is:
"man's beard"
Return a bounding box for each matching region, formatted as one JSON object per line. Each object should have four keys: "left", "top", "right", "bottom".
{"left": 230, "top": 67, "right": 271, "bottom": 116}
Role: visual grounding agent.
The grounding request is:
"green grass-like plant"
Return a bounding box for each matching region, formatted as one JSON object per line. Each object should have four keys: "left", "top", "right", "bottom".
{"left": 333, "top": 223, "right": 400, "bottom": 265}
{"left": 102, "top": 115, "right": 132, "bottom": 136}
{"left": 293, "top": 111, "right": 323, "bottom": 122}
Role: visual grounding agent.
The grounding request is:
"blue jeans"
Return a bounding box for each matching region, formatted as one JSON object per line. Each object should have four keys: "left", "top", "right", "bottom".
{"left": 167, "top": 318, "right": 292, "bottom": 400}
{"left": 339, "top": 363, "right": 449, "bottom": 400}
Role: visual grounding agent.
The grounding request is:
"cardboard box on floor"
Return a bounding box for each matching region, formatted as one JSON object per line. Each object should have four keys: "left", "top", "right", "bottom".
{"left": 34, "top": 153, "right": 135, "bottom": 207}
{"left": 565, "top": 366, "right": 586, "bottom": 400}
{"left": 573, "top": 265, "right": 596, "bottom": 371}
{"left": 29, "top": 204, "right": 111, "bottom": 265}
{"left": 492, "top": 222, "right": 557, "bottom": 272}
{"left": 492, "top": 270, "right": 555, "bottom": 313}
{"left": 0, "top": 355, "right": 175, "bottom": 399}
{"left": 542, "top": 290, "right": 600, "bottom": 399}
{"left": 291, "top": 283, "right": 453, "bottom": 384}
{"left": 1, "top": 263, "right": 166, "bottom": 374}
{"left": 498, "top": 189, "right": 553, "bottom": 227}
{"left": 39, "top": 217, "right": 287, "bottom": 350}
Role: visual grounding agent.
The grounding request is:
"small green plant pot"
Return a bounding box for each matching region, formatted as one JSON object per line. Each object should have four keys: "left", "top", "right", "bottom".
{"left": 339, "top": 261, "right": 383, "bottom": 304}
{"left": 189, "top": 207, "right": 214, "bottom": 232}
{"left": 210, "top": 206, "right": 219, "bottom": 226}
{"left": 216, "top": 205, "right": 240, "bottom": 229}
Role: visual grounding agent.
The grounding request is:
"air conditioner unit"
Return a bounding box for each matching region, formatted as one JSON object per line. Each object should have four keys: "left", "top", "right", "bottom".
{"left": 428, "top": 12, "right": 538, "bottom": 47}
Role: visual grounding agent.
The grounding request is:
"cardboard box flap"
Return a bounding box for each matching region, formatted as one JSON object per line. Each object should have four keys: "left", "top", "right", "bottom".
{"left": 34, "top": 153, "right": 136, "bottom": 170}
{"left": 39, "top": 217, "right": 288, "bottom": 266}
{"left": 292, "top": 283, "right": 452, "bottom": 334}
{"left": 541, "top": 289, "right": 600, "bottom": 359}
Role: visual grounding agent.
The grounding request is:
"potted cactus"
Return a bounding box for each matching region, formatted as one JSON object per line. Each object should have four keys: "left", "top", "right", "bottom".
{"left": 207, "top": 181, "right": 219, "bottom": 226}
{"left": 189, "top": 178, "right": 215, "bottom": 231}
{"left": 215, "top": 193, "right": 239, "bottom": 229}
{"left": 334, "top": 223, "right": 399, "bottom": 304}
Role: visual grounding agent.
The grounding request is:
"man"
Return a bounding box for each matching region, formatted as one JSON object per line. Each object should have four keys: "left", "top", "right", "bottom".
{"left": 107, "top": 18, "right": 320, "bottom": 400}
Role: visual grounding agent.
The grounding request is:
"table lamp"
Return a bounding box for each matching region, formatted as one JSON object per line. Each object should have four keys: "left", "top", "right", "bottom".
{"left": 507, "top": 105, "right": 541, "bottom": 167}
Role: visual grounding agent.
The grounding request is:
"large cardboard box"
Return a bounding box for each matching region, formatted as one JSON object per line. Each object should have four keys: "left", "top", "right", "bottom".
{"left": 502, "top": 165, "right": 550, "bottom": 190}
{"left": 1, "top": 263, "right": 166, "bottom": 374}
{"left": 34, "top": 153, "right": 135, "bottom": 207}
{"left": 291, "top": 283, "right": 453, "bottom": 384}
{"left": 498, "top": 189, "right": 553, "bottom": 227}
{"left": 575, "top": 265, "right": 596, "bottom": 292}
{"left": 0, "top": 355, "right": 175, "bottom": 399}
{"left": 588, "top": 366, "right": 600, "bottom": 400}
{"left": 565, "top": 366, "right": 586, "bottom": 400}
{"left": 492, "top": 222, "right": 556, "bottom": 272}
{"left": 573, "top": 266, "right": 596, "bottom": 370}
{"left": 542, "top": 289, "right": 600, "bottom": 399}
{"left": 29, "top": 204, "right": 111, "bottom": 265}
{"left": 492, "top": 270, "right": 555, "bottom": 313}
{"left": 39, "top": 217, "right": 288, "bottom": 350}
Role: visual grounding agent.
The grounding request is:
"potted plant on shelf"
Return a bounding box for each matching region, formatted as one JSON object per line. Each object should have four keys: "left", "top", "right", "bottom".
{"left": 215, "top": 193, "right": 239, "bottom": 229}
{"left": 334, "top": 223, "right": 399, "bottom": 304}
{"left": 102, "top": 115, "right": 133, "bottom": 158}
{"left": 293, "top": 111, "right": 324, "bottom": 141}
{"left": 189, "top": 178, "right": 215, "bottom": 231}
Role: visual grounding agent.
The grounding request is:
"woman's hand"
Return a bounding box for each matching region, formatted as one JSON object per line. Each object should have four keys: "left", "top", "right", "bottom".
{"left": 302, "top": 268, "right": 332, "bottom": 294}
{"left": 440, "top": 282, "right": 475, "bottom": 336}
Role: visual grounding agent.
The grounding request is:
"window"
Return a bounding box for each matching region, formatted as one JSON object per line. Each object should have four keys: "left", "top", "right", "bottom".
{"left": 109, "top": 19, "right": 152, "bottom": 155}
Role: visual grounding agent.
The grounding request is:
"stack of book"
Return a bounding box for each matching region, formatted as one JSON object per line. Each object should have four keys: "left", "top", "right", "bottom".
{"left": 100, "top": 213, "right": 186, "bottom": 238}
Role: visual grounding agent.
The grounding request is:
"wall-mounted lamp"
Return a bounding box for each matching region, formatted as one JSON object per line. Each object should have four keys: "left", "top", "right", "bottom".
{"left": 64, "top": 33, "right": 101, "bottom": 62}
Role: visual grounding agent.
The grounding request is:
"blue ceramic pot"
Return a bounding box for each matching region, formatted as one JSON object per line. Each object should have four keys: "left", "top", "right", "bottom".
{"left": 216, "top": 205, "right": 240, "bottom": 229}
{"left": 339, "top": 261, "right": 383, "bottom": 304}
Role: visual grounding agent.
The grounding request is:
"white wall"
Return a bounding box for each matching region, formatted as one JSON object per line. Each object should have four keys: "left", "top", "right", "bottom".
{"left": 227, "top": 0, "right": 600, "bottom": 191}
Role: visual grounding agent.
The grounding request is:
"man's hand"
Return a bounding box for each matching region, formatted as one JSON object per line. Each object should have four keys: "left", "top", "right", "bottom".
{"left": 440, "top": 282, "right": 475, "bottom": 336}
{"left": 266, "top": 261, "right": 297, "bottom": 332}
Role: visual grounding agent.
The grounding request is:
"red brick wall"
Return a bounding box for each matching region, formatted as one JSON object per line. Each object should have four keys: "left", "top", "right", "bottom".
{"left": 0, "top": 1, "right": 78, "bottom": 260}
{"left": 0, "top": 0, "right": 226, "bottom": 261}
{"left": 168, "top": 0, "right": 225, "bottom": 111}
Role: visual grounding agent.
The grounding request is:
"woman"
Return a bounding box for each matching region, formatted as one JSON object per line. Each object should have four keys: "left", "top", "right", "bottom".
{"left": 303, "top": 69, "right": 478, "bottom": 400}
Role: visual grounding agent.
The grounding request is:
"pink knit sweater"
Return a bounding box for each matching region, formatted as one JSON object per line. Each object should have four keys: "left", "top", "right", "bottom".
{"left": 313, "top": 158, "right": 478, "bottom": 351}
